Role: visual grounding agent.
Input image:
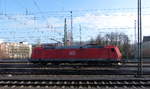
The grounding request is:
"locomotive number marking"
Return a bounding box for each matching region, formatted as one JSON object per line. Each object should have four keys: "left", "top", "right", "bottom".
{"left": 69, "top": 51, "right": 76, "bottom": 56}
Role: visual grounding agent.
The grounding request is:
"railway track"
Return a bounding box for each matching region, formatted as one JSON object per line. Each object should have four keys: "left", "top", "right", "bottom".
{"left": 0, "top": 60, "right": 150, "bottom": 88}
{"left": 0, "top": 63, "right": 150, "bottom": 75}
{"left": 0, "top": 60, "right": 150, "bottom": 75}
{"left": 1, "top": 63, "right": 150, "bottom": 69}
{"left": 1, "top": 67, "right": 150, "bottom": 75}
{"left": 0, "top": 69, "right": 138, "bottom": 75}
{"left": 1, "top": 61, "right": 150, "bottom": 68}
{"left": 0, "top": 78, "right": 150, "bottom": 88}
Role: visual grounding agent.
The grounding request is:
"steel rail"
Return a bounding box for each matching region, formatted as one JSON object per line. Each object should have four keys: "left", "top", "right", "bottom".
{"left": 1, "top": 59, "right": 150, "bottom": 64}
{"left": 0, "top": 78, "right": 150, "bottom": 88}
{"left": 0, "top": 68, "right": 143, "bottom": 75}
{"left": 0, "top": 63, "right": 150, "bottom": 68}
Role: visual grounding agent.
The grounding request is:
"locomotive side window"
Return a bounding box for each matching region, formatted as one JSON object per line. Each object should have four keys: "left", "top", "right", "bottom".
{"left": 111, "top": 48, "right": 115, "bottom": 52}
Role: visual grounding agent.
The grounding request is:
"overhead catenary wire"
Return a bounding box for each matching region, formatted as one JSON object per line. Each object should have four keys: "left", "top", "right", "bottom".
{"left": 32, "top": 0, "right": 49, "bottom": 20}
{"left": 0, "top": 5, "right": 150, "bottom": 43}
{"left": 24, "top": 7, "right": 150, "bottom": 15}
{"left": 16, "top": 0, "right": 29, "bottom": 15}
{"left": 0, "top": 6, "right": 150, "bottom": 15}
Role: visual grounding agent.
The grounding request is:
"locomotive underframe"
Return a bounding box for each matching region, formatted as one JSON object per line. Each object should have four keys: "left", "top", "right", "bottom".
{"left": 29, "top": 58, "right": 121, "bottom": 65}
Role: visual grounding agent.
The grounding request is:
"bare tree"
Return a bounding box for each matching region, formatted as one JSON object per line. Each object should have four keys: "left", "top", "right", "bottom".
{"left": 88, "top": 32, "right": 133, "bottom": 58}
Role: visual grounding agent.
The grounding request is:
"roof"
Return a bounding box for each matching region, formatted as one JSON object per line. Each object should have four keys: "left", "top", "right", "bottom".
{"left": 43, "top": 44, "right": 104, "bottom": 49}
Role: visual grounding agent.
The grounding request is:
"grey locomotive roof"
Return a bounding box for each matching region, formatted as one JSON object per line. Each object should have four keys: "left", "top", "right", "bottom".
{"left": 43, "top": 44, "right": 104, "bottom": 49}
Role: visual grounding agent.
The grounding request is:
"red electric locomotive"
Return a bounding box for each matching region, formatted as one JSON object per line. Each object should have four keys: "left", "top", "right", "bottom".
{"left": 31, "top": 44, "right": 122, "bottom": 64}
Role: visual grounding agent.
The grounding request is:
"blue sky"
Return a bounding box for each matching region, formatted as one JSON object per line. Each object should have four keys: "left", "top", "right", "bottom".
{"left": 0, "top": 0, "right": 150, "bottom": 44}
{"left": 0, "top": 0, "right": 137, "bottom": 12}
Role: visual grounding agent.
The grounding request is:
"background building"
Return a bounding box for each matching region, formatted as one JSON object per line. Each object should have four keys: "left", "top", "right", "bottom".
{"left": 142, "top": 36, "right": 150, "bottom": 58}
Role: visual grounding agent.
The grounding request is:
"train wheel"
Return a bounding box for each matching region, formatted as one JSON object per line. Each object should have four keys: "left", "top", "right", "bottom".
{"left": 52, "top": 63, "right": 60, "bottom": 66}
{"left": 40, "top": 62, "right": 48, "bottom": 65}
{"left": 117, "top": 62, "right": 122, "bottom": 65}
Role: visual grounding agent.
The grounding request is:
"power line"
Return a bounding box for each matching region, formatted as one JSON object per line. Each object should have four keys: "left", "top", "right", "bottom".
{"left": 25, "top": 7, "right": 150, "bottom": 15}
{"left": 32, "top": 0, "right": 42, "bottom": 12}
{"left": 32, "top": 0, "right": 53, "bottom": 31}
{"left": 0, "top": 6, "right": 150, "bottom": 16}
{"left": 16, "top": 0, "right": 29, "bottom": 15}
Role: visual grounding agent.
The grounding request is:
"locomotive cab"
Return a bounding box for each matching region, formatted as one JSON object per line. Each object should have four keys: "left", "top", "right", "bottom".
{"left": 106, "top": 46, "right": 122, "bottom": 61}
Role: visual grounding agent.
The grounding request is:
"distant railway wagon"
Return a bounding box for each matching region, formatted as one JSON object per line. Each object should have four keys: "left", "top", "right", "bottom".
{"left": 31, "top": 44, "right": 122, "bottom": 63}
{"left": 142, "top": 42, "right": 150, "bottom": 58}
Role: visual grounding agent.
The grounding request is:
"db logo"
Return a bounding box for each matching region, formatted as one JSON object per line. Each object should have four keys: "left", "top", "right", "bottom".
{"left": 69, "top": 51, "right": 76, "bottom": 55}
